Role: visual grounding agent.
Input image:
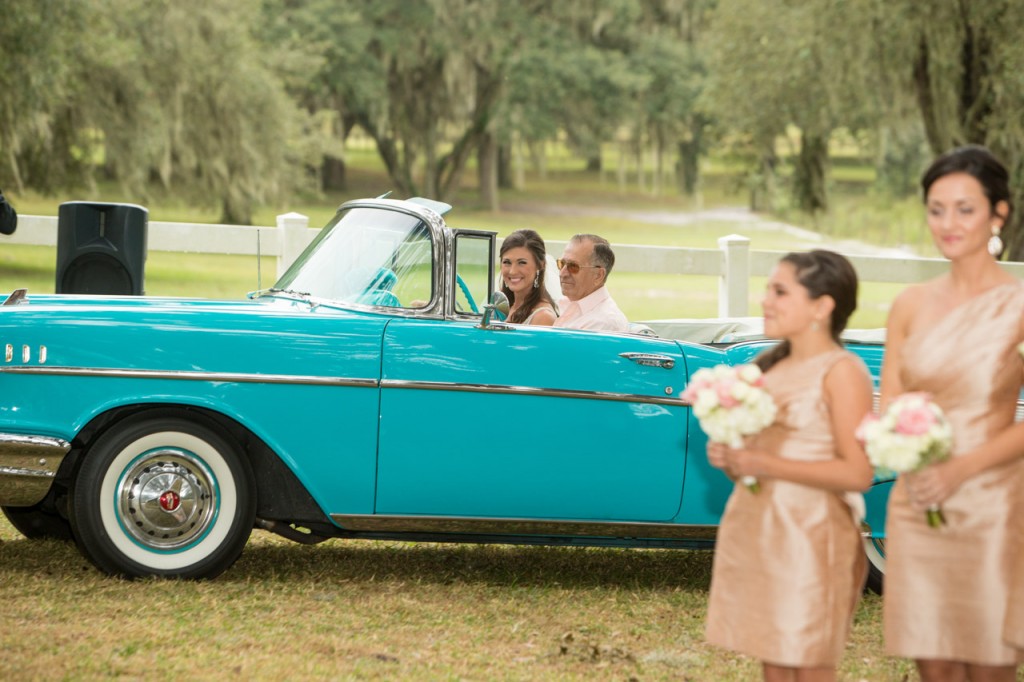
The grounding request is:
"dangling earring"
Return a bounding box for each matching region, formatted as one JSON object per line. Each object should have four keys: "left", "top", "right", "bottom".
{"left": 811, "top": 319, "right": 820, "bottom": 332}
{"left": 533, "top": 272, "right": 540, "bottom": 289}
{"left": 988, "top": 224, "right": 1004, "bottom": 257}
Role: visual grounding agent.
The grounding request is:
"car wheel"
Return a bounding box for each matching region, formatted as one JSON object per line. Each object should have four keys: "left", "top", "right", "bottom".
{"left": 2, "top": 501, "right": 73, "bottom": 541}
{"left": 863, "top": 536, "right": 885, "bottom": 594}
{"left": 69, "top": 415, "right": 255, "bottom": 579}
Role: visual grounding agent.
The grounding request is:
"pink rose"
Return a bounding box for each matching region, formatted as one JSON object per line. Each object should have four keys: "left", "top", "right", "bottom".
{"left": 894, "top": 404, "right": 936, "bottom": 436}
{"left": 715, "top": 381, "right": 740, "bottom": 408}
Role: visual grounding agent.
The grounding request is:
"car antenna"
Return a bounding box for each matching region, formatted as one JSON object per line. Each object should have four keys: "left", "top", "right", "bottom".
{"left": 376, "top": 190, "right": 393, "bottom": 199}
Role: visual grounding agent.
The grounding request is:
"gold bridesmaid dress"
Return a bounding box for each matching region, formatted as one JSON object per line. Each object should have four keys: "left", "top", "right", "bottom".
{"left": 705, "top": 349, "right": 868, "bottom": 667}
{"left": 884, "top": 281, "right": 1024, "bottom": 665}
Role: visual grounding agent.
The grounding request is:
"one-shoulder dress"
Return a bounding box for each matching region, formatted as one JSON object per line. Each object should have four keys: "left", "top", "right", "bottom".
{"left": 705, "top": 349, "right": 869, "bottom": 667}
{"left": 884, "top": 281, "right": 1024, "bottom": 665}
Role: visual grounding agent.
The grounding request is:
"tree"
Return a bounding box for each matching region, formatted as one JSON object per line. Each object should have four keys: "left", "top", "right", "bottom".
{"left": 878, "top": 0, "right": 1024, "bottom": 259}
{"left": 703, "top": 0, "right": 888, "bottom": 214}
{"left": 1, "top": 0, "right": 313, "bottom": 224}
{"left": 0, "top": 1, "right": 90, "bottom": 193}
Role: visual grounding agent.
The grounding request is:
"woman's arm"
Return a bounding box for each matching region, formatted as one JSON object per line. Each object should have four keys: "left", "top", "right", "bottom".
{"left": 526, "top": 307, "right": 556, "bottom": 326}
{"left": 906, "top": 420, "right": 1024, "bottom": 510}
{"left": 878, "top": 285, "right": 919, "bottom": 408}
{"left": 723, "top": 356, "right": 875, "bottom": 492}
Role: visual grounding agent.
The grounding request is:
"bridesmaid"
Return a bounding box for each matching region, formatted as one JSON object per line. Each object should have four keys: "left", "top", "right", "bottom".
{"left": 880, "top": 145, "right": 1024, "bottom": 680}
{"left": 705, "top": 249, "right": 875, "bottom": 682}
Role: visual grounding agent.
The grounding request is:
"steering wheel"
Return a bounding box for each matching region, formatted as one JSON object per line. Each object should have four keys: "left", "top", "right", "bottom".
{"left": 455, "top": 273, "right": 479, "bottom": 313}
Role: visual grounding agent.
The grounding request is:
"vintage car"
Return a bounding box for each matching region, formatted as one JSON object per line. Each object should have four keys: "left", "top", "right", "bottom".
{"left": 0, "top": 196, "right": 891, "bottom": 590}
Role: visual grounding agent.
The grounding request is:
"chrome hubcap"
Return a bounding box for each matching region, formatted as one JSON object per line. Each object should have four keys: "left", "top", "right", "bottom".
{"left": 117, "top": 450, "right": 216, "bottom": 549}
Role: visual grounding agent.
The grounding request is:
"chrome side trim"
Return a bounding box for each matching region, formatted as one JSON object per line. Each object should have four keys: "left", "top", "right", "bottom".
{"left": 381, "top": 379, "right": 690, "bottom": 407}
{"left": 332, "top": 514, "right": 717, "bottom": 541}
{"left": 0, "top": 433, "right": 72, "bottom": 506}
{"left": 0, "top": 366, "right": 379, "bottom": 387}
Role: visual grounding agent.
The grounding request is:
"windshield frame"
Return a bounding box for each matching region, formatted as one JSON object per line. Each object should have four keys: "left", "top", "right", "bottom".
{"left": 266, "top": 199, "right": 450, "bottom": 319}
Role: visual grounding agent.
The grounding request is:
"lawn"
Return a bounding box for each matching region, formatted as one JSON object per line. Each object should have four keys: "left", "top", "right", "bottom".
{"left": 0, "top": 517, "right": 917, "bottom": 681}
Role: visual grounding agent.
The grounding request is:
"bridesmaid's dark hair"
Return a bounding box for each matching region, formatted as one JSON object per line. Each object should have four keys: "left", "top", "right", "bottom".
{"left": 755, "top": 250, "right": 859, "bottom": 372}
{"left": 500, "top": 228, "right": 554, "bottom": 324}
{"left": 921, "top": 145, "right": 1012, "bottom": 235}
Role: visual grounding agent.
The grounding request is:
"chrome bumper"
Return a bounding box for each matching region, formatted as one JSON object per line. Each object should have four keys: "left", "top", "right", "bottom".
{"left": 0, "top": 433, "right": 71, "bottom": 506}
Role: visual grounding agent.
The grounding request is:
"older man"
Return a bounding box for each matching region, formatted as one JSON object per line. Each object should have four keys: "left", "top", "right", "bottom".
{"left": 553, "top": 233, "right": 628, "bottom": 332}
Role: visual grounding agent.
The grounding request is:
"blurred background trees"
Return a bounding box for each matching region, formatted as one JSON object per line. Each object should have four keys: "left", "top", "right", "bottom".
{"left": 3, "top": 0, "right": 1024, "bottom": 257}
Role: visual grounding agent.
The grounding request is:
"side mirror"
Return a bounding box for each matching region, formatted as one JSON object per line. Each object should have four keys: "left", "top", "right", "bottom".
{"left": 479, "top": 291, "right": 511, "bottom": 329}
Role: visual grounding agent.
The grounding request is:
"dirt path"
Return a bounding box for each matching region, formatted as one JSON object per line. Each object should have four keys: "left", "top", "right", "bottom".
{"left": 505, "top": 202, "right": 916, "bottom": 257}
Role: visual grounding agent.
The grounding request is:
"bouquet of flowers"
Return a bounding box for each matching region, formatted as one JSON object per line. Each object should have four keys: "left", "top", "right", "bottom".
{"left": 681, "top": 363, "right": 777, "bottom": 493}
{"left": 857, "top": 392, "right": 953, "bottom": 528}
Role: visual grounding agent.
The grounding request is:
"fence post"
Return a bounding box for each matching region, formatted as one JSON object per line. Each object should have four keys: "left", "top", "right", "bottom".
{"left": 718, "top": 234, "right": 750, "bottom": 317}
{"left": 276, "top": 212, "right": 310, "bottom": 280}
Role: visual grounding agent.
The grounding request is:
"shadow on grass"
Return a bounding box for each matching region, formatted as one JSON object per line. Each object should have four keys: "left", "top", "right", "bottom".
{"left": 0, "top": 532, "right": 715, "bottom": 592}
{"left": 229, "top": 535, "right": 716, "bottom": 592}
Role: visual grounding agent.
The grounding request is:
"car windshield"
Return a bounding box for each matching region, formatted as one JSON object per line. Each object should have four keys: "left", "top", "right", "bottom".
{"left": 273, "top": 206, "right": 434, "bottom": 308}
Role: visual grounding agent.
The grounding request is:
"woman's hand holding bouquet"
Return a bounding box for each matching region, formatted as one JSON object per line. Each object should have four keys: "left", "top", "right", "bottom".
{"left": 682, "top": 363, "right": 777, "bottom": 493}
{"left": 857, "top": 392, "right": 953, "bottom": 528}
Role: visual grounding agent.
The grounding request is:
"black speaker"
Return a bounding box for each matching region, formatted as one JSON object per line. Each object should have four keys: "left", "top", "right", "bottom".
{"left": 56, "top": 202, "right": 148, "bottom": 295}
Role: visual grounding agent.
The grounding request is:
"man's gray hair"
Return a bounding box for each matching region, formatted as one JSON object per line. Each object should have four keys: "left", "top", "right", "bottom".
{"left": 570, "top": 233, "right": 615, "bottom": 276}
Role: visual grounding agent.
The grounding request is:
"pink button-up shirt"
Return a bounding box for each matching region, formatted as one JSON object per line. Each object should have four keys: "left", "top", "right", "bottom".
{"left": 553, "top": 286, "right": 628, "bottom": 332}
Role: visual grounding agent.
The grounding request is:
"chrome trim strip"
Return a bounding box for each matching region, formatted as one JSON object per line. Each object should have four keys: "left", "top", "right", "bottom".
{"left": 381, "top": 379, "right": 690, "bottom": 407}
{"left": 0, "top": 433, "right": 72, "bottom": 506}
{"left": 331, "top": 514, "right": 717, "bottom": 540}
{"left": 0, "top": 367, "right": 690, "bottom": 405}
{"left": 0, "top": 366, "right": 379, "bottom": 388}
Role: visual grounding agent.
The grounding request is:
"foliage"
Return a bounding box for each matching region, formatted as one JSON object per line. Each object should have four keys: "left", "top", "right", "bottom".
{"left": 8, "top": 0, "right": 1024, "bottom": 247}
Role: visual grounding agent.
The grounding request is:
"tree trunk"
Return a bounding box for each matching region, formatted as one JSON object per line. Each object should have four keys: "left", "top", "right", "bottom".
{"left": 477, "top": 131, "right": 499, "bottom": 212}
{"left": 617, "top": 141, "right": 627, "bottom": 193}
{"left": 320, "top": 156, "right": 347, "bottom": 191}
{"left": 512, "top": 134, "right": 526, "bottom": 190}
{"left": 497, "top": 142, "right": 513, "bottom": 189}
{"left": 529, "top": 141, "right": 547, "bottom": 180}
{"left": 749, "top": 144, "right": 777, "bottom": 212}
{"left": 676, "top": 119, "right": 703, "bottom": 197}
{"left": 220, "top": 196, "right": 252, "bottom": 226}
{"left": 651, "top": 137, "right": 662, "bottom": 197}
{"left": 434, "top": 63, "right": 503, "bottom": 202}
{"left": 792, "top": 131, "right": 829, "bottom": 214}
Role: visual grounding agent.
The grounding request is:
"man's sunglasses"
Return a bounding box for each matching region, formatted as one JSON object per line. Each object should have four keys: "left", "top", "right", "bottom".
{"left": 556, "top": 259, "right": 603, "bottom": 275}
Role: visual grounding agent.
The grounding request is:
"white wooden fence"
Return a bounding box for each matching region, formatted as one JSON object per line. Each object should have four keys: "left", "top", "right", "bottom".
{"left": 5, "top": 213, "right": 1023, "bottom": 316}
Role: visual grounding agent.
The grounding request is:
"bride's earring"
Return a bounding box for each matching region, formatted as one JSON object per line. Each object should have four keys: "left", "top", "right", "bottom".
{"left": 988, "top": 224, "right": 1004, "bottom": 257}
{"left": 533, "top": 272, "right": 540, "bottom": 289}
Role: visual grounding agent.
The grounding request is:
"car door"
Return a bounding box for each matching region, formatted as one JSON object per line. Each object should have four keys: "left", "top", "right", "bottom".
{"left": 375, "top": 322, "right": 689, "bottom": 522}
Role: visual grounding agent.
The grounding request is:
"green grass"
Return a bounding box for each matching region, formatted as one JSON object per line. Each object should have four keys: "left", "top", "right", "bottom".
{"left": 0, "top": 517, "right": 919, "bottom": 681}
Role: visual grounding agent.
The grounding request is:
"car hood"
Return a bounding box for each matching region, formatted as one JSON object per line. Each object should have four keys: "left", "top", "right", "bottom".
{"left": 0, "top": 293, "right": 391, "bottom": 377}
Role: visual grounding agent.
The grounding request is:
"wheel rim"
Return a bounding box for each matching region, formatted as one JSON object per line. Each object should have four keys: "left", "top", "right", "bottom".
{"left": 117, "top": 448, "right": 217, "bottom": 551}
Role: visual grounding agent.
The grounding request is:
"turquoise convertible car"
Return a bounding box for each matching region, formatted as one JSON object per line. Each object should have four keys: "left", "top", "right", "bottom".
{"left": 0, "top": 196, "right": 891, "bottom": 589}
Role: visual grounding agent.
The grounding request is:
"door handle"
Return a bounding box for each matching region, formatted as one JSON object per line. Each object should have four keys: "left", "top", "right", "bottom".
{"left": 619, "top": 352, "right": 675, "bottom": 370}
